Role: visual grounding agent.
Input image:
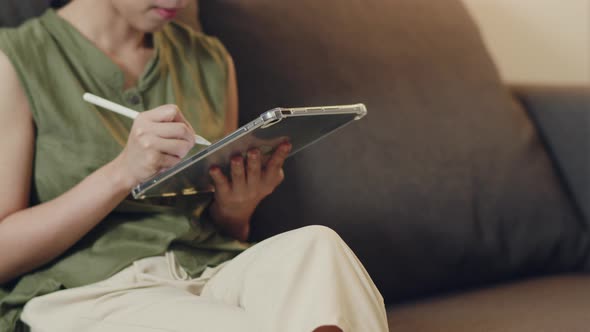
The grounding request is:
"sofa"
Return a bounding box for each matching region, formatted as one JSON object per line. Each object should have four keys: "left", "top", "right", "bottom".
{"left": 3, "top": 0, "right": 590, "bottom": 331}
{"left": 197, "top": 1, "right": 590, "bottom": 330}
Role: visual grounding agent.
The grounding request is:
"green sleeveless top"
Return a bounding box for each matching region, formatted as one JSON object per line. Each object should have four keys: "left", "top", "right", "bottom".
{"left": 0, "top": 10, "right": 249, "bottom": 331}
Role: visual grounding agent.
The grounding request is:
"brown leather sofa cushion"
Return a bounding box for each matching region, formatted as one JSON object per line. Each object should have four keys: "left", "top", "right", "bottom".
{"left": 200, "top": 0, "right": 590, "bottom": 303}
{"left": 513, "top": 86, "right": 590, "bottom": 223}
{"left": 388, "top": 275, "right": 590, "bottom": 331}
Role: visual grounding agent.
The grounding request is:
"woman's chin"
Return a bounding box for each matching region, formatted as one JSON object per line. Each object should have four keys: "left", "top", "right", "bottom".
{"left": 135, "top": 18, "right": 169, "bottom": 33}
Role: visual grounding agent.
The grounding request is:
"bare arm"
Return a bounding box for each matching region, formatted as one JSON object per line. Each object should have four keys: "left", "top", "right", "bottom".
{"left": 0, "top": 51, "right": 196, "bottom": 284}
{"left": 0, "top": 51, "right": 133, "bottom": 284}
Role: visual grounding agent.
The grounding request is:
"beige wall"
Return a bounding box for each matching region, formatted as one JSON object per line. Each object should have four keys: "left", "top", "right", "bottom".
{"left": 463, "top": 0, "right": 589, "bottom": 85}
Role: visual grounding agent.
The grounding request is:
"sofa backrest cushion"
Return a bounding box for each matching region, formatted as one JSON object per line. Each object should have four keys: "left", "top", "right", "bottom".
{"left": 514, "top": 86, "right": 590, "bottom": 225}
{"left": 200, "top": 0, "right": 589, "bottom": 302}
{"left": 0, "top": 1, "right": 47, "bottom": 27}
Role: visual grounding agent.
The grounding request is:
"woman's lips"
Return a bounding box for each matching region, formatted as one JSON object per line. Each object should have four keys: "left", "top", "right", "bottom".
{"left": 155, "top": 8, "right": 178, "bottom": 19}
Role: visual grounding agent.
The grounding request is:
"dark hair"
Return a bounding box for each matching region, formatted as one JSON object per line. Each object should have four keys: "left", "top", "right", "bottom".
{"left": 50, "top": 0, "right": 70, "bottom": 9}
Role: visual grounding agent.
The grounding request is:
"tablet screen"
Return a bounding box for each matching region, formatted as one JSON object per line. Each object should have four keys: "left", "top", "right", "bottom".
{"left": 132, "top": 104, "right": 366, "bottom": 199}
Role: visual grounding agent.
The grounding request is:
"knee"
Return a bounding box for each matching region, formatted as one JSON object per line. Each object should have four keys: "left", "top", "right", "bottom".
{"left": 296, "top": 225, "right": 344, "bottom": 248}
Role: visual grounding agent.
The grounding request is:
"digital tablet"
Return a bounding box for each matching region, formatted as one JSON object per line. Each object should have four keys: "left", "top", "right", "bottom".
{"left": 131, "top": 103, "right": 367, "bottom": 199}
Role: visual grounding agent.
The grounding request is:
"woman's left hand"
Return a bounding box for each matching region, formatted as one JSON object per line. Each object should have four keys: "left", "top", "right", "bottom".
{"left": 208, "top": 142, "right": 292, "bottom": 241}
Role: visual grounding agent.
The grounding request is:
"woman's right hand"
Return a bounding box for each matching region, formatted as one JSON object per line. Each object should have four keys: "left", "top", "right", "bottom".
{"left": 113, "top": 104, "right": 196, "bottom": 189}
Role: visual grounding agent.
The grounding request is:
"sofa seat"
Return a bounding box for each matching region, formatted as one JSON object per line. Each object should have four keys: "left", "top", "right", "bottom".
{"left": 388, "top": 275, "right": 590, "bottom": 331}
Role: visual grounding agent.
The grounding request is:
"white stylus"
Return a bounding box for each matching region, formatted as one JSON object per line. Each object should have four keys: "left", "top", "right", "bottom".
{"left": 82, "top": 92, "right": 212, "bottom": 146}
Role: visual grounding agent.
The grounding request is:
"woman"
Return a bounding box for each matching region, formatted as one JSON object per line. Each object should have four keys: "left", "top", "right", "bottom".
{"left": 0, "top": 0, "right": 388, "bottom": 331}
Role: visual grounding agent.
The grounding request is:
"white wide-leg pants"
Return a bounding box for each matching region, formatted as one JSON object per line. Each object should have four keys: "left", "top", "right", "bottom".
{"left": 21, "top": 226, "right": 389, "bottom": 332}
